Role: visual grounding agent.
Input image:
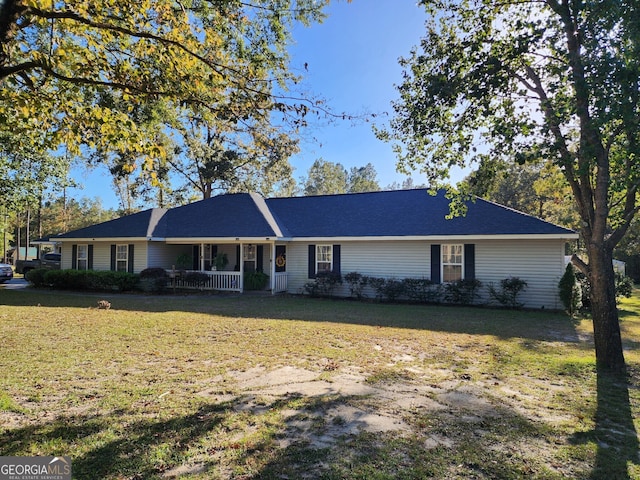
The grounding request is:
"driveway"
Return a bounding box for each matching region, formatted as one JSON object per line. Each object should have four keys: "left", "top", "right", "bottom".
{"left": 1, "top": 278, "right": 29, "bottom": 290}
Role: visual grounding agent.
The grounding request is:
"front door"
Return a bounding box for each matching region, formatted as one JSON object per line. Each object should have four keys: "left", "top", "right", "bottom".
{"left": 275, "top": 245, "right": 286, "bottom": 272}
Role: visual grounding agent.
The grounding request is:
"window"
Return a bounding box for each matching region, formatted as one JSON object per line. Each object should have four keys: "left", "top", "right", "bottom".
{"left": 442, "top": 244, "right": 463, "bottom": 282}
{"left": 116, "top": 244, "right": 128, "bottom": 272}
{"left": 204, "top": 244, "right": 215, "bottom": 270}
{"left": 316, "top": 245, "right": 332, "bottom": 273}
{"left": 243, "top": 244, "right": 256, "bottom": 272}
{"left": 77, "top": 244, "right": 88, "bottom": 271}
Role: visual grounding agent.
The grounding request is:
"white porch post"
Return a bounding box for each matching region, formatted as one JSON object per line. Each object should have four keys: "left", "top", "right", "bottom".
{"left": 239, "top": 242, "right": 244, "bottom": 292}
{"left": 200, "top": 242, "right": 205, "bottom": 271}
{"left": 270, "top": 242, "right": 276, "bottom": 294}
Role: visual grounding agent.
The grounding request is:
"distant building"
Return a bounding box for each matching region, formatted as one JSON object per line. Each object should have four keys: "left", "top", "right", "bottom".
{"left": 7, "top": 247, "right": 38, "bottom": 264}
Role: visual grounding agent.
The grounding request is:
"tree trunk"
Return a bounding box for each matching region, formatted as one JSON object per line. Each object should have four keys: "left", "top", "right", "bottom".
{"left": 588, "top": 244, "right": 626, "bottom": 372}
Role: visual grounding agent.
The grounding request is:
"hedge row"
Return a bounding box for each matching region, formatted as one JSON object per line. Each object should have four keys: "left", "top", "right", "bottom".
{"left": 26, "top": 268, "right": 139, "bottom": 292}
{"left": 303, "top": 271, "right": 528, "bottom": 308}
{"left": 25, "top": 267, "right": 271, "bottom": 293}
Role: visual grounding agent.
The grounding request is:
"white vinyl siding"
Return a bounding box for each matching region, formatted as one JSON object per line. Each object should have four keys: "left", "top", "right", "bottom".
{"left": 286, "top": 238, "right": 565, "bottom": 309}
{"left": 94, "top": 244, "right": 114, "bottom": 271}
{"left": 60, "top": 243, "right": 72, "bottom": 269}
{"left": 129, "top": 242, "right": 148, "bottom": 273}
{"left": 474, "top": 239, "right": 565, "bottom": 309}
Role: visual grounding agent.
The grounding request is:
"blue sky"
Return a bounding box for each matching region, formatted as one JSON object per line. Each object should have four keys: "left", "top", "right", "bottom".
{"left": 287, "top": 0, "right": 428, "bottom": 185}
{"left": 70, "top": 0, "right": 434, "bottom": 210}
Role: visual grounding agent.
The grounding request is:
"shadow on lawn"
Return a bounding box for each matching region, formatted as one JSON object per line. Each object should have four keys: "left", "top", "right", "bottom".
{"left": 0, "top": 403, "right": 231, "bottom": 478}
{"left": 0, "top": 392, "right": 571, "bottom": 480}
{"left": 571, "top": 367, "right": 640, "bottom": 480}
{"left": 1, "top": 289, "right": 581, "bottom": 342}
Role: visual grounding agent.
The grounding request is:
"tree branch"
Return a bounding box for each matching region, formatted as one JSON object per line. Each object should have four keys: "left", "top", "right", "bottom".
{"left": 27, "top": 6, "right": 236, "bottom": 80}
{"left": 571, "top": 253, "right": 589, "bottom": 275}
{"left": 517, "top": 62, "right": 595, "bottom": 238}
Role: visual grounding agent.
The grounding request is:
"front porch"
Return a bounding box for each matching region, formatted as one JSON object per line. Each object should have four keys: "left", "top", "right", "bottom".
{"left": 161, "top": 241, "right": 288, "bottom": 294}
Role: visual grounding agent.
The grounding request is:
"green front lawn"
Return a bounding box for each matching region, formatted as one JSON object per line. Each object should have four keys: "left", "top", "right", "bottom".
{"left": 1, "top": 290, "right": 639, "bottom": 479}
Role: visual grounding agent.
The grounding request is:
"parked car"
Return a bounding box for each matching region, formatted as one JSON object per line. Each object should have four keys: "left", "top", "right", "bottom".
{"left": 15, "top": 253, "right": 61, "bottom": 274}
{"left": 0, "top": 263, "right": 13, "bottom": 283}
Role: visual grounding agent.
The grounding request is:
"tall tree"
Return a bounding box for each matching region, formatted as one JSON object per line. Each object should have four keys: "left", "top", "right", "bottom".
{"left": 302, "top": 158, "right": 348, "bottom": 196}
{"left": 302, "top": 160, "right": 382, "bottom": 196}
{"left": 0, "top": 129, "right": 73, "bottom": 253}
{"left": 348, "top": 163, "right": 380, "bottom": 193}
{"left": 385, "top": 177, "right": 427, "bottom": 191}
{"left": 377, "top": 0, "right": 640, "bottom": 371}
{"left": 168, "top": 114, "right": 299, "bottom": 200}
{"left": 0, "top": 0, "right": 329, "bottom": 197}
{"left": 40, "top": 196, "right": 116, "bottom": 236}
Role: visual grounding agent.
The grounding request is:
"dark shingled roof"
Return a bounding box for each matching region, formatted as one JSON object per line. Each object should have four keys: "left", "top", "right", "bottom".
{"left": 266, "top": 189, "right": 574, "bottom": 237}
{"left": 57, "top": 189, "right": 575, "bottom": 240}
{"left": 158, "top": 193, "right": 284, "bottom": 238}
{"left": 56, "top": 208, "right": 168, "bottom": 239}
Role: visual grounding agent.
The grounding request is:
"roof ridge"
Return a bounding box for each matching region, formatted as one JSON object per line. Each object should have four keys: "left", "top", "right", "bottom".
{"left": 248, "top": 193, "right": 287, "bottom": 237}
{"left": 146, "top": 207, "right": 169, "bottom": 238}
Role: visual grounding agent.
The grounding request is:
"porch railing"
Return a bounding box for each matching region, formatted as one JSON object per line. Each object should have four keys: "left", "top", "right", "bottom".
{"left": 273, "top": 272, "right": 288, "bottom": 294}
{"left": 170, "top": 270, "right": 242, "bottom": 292}
{"left": 208, "top": 271, "right": 242, "bottom": 291}
{"left": 169, "top": 270, "right": 287, "bottom": 294}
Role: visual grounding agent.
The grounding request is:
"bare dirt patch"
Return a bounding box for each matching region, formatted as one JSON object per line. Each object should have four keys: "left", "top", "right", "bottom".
{"left": 189, "top": 362, "right": 511, "bottom": 455}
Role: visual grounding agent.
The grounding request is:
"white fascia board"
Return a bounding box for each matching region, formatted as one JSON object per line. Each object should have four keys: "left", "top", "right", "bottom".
{"left": 31, "top": 239, "right": 62, "bottom": 245}
{"left": 286, "top": 233, "right": 579, "bottom": 242}
{"left": 164, "top": 237, "right": 279, "bottom": 244}
{"left": 56, "top": 237, "right": 149, "bottom": 242}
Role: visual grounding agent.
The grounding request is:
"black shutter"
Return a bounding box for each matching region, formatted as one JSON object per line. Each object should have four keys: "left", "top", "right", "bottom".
{"left": 87, "top": 245, "right": 94, "bottom": 270}
{"left": 332, "top": 245, "right": 341, "bottom": 275}
{"left": 431, "top": 244, "right": 441, "bottom": 284}
{"left": 275, "top": 245, "right": 286, "bottom": 272}
{"left": 308, "top": 244, "right": 316, "bottom": 279}
{"left": 72, "top": 245, "right": 78, "bottom": 270}
{"left": 110, "top": 244, "right": 116, "bottom": 271}
{"left": 257, "top": 245, "right": 264, "bottom": 272}
{"left": 212, "top": 245, "right": 218, "bottom": 257}
{"left": 235, "top": 245, "right": 241, "bottom": 271}
{"left": 192, "top": 245, "right": 199, "bottom": 270}
{"left": 128, "top": 244, "right": 135, "bottom": 273}
{"left": 464, "top": 244, "right": 475, "bottom": 280}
